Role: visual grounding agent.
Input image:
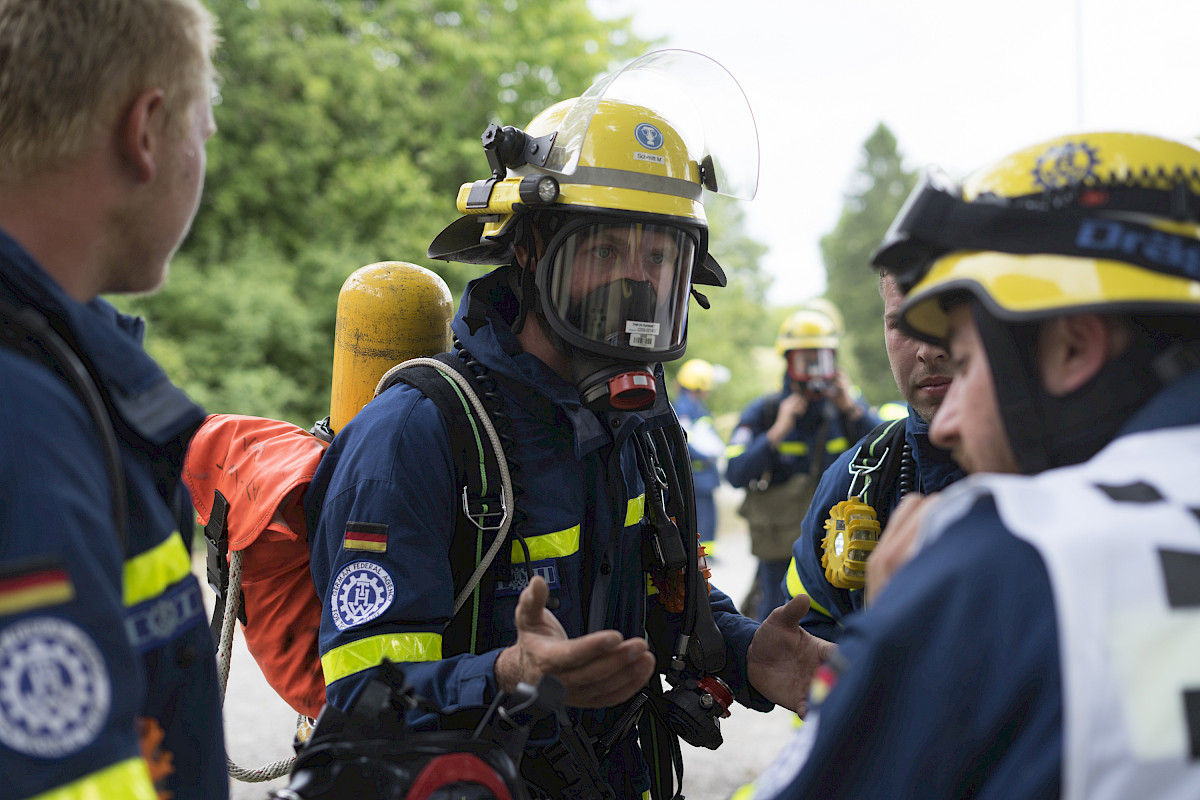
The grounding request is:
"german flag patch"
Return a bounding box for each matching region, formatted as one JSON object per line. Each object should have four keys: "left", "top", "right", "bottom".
{"left": 0, "top": 557, "right": 75, "bottom": 617}
{"left": 343, "top": 522, "right": 388, "bottom": 553}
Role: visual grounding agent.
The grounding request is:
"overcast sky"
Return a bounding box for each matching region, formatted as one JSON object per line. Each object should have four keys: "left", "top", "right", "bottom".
{"left": 588, "top": 0, "right": 1200, "bottom": 305}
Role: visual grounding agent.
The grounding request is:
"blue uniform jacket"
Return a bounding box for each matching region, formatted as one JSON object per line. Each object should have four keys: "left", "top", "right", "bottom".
{"left": 758, "top": 370, "right": 1200, "bottom": 799}
{"left": 306, "top": 270, "right": 767, "bottom": 796}
{"left": 672, "top": 390, "right": 720, "bottom": 495}
{"left": 0, "top": 230, "right": 227, "bottom": 799}
{"left": 787, "top": 405, "right": 964, "bottom": 641}
{"left": 725, "top": 379, "right": 878, "bottom": 492}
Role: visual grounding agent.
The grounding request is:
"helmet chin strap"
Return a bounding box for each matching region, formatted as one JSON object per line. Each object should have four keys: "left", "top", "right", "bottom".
{"left": 973, "top": 301, "right": 1164, "bottom": 475}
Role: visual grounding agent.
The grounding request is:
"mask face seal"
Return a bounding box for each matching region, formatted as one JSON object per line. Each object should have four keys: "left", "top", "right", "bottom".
{"left": 534, "top": 216, "right": 698, "bottom": 411}
{"left": 786, "top": 348, "right": 837, "bottom": 396}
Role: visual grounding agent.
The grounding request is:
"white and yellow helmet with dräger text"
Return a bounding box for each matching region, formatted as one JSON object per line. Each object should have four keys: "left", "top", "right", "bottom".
{"left": 874, "top": 132, "right": 1200, "bottom": 341}
{"left": 873, "top": 132, "right": 1200, "bottom": 473}
{"left": 428, "top": 50, "right": 759, "bottom": 368}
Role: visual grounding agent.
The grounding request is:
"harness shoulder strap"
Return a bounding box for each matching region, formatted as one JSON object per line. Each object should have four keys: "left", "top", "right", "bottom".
{"left": 378, "top": 353, "right": 511, "bottom": 656}
{"left": 847, "top": 417, "right": 907, "bottom": 510}
{"left": 0, "top": 297, "right": 128, "bottom": 544}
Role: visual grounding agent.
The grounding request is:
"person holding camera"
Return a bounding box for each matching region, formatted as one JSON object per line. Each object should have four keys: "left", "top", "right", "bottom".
{"left": 726, "top": 309, "right": 879, "bottom": 622}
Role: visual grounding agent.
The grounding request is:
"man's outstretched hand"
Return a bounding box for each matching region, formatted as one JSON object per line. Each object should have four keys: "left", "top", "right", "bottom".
{"left": 494, "top": 576, "right": 657, "bottom": 708}
{"left": 746, "top": 592, "right": 836, "bottom": 717}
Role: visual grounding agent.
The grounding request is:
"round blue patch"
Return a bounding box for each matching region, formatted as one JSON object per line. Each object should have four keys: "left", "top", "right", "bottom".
{"left": 331, "top": 561, "right": 396, "bottom": 631}
{"left": 635, "top": 122, "right": 664, "bottom": 151}
{"left": 0, "top": 616, "right": 110, "bottom": 758}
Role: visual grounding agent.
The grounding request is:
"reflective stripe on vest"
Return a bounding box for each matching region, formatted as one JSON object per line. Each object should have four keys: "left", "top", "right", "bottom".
{"left": 785, "top": 557, "right": 833, "bottom": 620}
{"left": 510, "top": 494, "right": 645, "bottom": 563}
{"left": 31, "top": 756, "right": 157, "bottom": 800}
{"left": 321, "top": 632, "right": 443, "bottom": 685}
{"left": 123, "top": 533, "right": 191, "bottom": 608}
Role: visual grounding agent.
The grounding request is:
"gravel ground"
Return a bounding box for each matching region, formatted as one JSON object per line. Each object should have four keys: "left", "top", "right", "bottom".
{"left": 216, "top": 486, "right": 797, "bottom": 800}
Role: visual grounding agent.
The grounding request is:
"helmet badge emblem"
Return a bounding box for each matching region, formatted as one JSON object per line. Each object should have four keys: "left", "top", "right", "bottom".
{"left": 635, "top": 123, "right": 663, "bottom": 150}
{"left": 1032, "top": 140, "right": 1101, "bottom": 189}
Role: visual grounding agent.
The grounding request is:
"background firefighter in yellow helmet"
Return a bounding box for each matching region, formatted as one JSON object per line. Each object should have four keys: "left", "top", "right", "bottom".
{"left": 672, "top": 358, "right": 729, "bottom": 561}
{"left": 304, "top": 51, "right": 833, "bottom": 800}
{"left": 726, "top": 307, "right": 880, "bottom": 622}
{"left": 749, "top": 131, "right": 1200, "bottom": 800}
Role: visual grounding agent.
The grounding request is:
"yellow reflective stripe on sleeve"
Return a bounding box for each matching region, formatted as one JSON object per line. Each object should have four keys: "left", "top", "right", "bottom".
{"left": 321, "top": 632, "right": 442, "bottom": 685}
{"left": 30, "top": 756, "right": 157, "bottom": 800}
{"left": 826, "top": 436, "right": 849, "bottom": 454}
{"left": 625, "top": 493, "right": 645, "bottom": 527}
{"left": 123, "top": 534, "right": 191, "bottom": 608}
{"left": 725, "top": 444, "right": 746, "bottom": 458}
{"left": 510, "top": 495, "right": 642, "bottom": 564}
{"left": 778, "top": 441, "right": 810, "bottom": 456}
{"left": 785, "top": 557, "right": 832, "bottom": 619}
{"left": 512, "top": 525, "right": 580, "bottom": 563}
{"left": 729, "top": 782, "right": 756, "bottom": 800}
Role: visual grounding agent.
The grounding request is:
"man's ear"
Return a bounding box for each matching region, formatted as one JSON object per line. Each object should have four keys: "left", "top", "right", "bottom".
{"left": 118, "top": 88, "right": 166, "bottom": 184}
{"left": 1037, "top": 313, "right": 1113, "bottom": 396}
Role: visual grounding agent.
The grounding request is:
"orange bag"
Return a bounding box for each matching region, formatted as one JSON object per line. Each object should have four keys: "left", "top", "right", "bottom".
{"left": 183, "top": 414, "right": 329, "bottom": 719}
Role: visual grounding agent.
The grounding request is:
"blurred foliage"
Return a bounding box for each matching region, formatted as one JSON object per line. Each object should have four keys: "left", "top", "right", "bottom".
{"left": 110, "top": 0, "right": 911, "bottom": 432}
{"left": 115, "top": 0, "right": 648, "bottom": 426}
{"left": 819, "top": 123, "right": 918, "bottom": 407}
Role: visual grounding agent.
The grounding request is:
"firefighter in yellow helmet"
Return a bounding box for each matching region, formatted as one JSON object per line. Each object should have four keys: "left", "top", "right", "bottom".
{"left": 305, "top": 51, "right": 834, "bottom": 800}
{"left": 673, "top": 358, "right": 728, "bottom": 561}
{"left": 750, "top": 132, "right": 1200, "bottom": 799}
{"left": 727, "top": 308, "right": 880, "bottom": 622}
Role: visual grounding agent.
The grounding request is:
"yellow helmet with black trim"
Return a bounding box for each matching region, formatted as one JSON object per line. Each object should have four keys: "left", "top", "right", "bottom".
{"left": 873, "top": 132, "right": 1200, "bottom": 342}
{"left": 776, "top": 309, "right": 839, "bottom": 354}
{"left": 427, "top": 48, "right": 760, "bottom": 294}
{"left": 677, "top": 358, "right": 716, "bottom": 392}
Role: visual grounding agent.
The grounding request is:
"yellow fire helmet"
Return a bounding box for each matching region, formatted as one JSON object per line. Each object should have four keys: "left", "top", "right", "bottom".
{"left": 872, "top": 132, "right": 1200, "bottom": 342}
{"left": 775, "top": 309, "right": 839, "bottom": 354}
{"left": 428, "top": 50, "right": 759, "bottom": 365}
{"left": 677, "top": 358, "right": 716, "bottom": 392}
{"left": 873, "top": 132, "right": 1200, "bottom": 473}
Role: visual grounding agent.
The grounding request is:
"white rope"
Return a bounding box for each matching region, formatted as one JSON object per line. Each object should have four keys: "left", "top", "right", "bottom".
{"left": 212, "top": 356, "right": 513, "bottom": 784}
{"left": 216, "top": 549, "right": 299, "bottom": 782}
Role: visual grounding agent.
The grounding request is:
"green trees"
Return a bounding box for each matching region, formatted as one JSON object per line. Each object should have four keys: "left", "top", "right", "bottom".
{"left": 819, "top": 123, "right": 918, "bottom": 406}
{"left": 117, "top": 0, "right": 645, "bottom": 426}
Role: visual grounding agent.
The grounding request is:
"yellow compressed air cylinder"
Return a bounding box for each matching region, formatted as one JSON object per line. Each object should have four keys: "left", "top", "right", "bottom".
{"left": 330, "top": 261, "right": 453, "bottom": 434}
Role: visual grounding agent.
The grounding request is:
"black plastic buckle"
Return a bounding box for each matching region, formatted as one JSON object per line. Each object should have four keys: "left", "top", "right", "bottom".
{"left": 204, "top": 490, "right": 230, "bottom": 599}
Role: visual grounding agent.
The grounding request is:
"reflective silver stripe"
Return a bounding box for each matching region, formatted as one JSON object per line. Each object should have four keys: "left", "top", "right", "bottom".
{"left": 125, "top": 578, "right": 205, "bottom": 653}
{"left": 561, "top": 165, "right": 702, "bottom": 201}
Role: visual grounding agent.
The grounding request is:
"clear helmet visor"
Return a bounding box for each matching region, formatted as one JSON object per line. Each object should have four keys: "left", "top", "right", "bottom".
{"left": 544, "top": 49, "right": 759, "bottom": 201}
{"left": 539, "top": 219, "right": 697, "bottom": 358}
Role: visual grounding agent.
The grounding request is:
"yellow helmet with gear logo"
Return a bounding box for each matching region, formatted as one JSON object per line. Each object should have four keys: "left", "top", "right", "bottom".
{"left": 775, "top": 309, "right": 839, "bottom": 354}
{"left": 428, "top": 48, "right": 759, "bottom": 292}
{"left": 873, "top": 132, "right": 1200, "bottom": 342}
{"left": 677, "top": 358, "right": 715, "bottom": 391}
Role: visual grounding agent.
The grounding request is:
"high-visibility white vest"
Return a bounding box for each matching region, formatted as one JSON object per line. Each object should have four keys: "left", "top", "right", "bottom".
{"left": 922, "top": 425, "right": 1200, "bottom": 800}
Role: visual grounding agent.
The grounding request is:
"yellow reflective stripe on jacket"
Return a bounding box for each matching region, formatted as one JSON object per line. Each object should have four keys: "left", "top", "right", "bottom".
{"left": 625, "top": 493, "right": 645, "bottom": 526}
{"left": 725, "top": 443, "right": 746, "bottom": 458}
{"left": 321, "top": 632, "right": 442, "bottom": 685}
{"left": 512, "top": 525, "right": 580, "bottom": 563}
{"left": 511, "top": 495, "right": 644, "bottom": 563}
{"left": 826, "top": 436, "right": 849, "bottom": 453}
{"left": 778, "top": 441, "right": 810, "bottom": 456}
{"left": 786, "top": 557, "right": 832, "bottom": 619}
{"left": 123, "top": 534, "right": 191, "bottom": 608}
{"left": 30, "top": 756, "right": 157, "bottom": 800}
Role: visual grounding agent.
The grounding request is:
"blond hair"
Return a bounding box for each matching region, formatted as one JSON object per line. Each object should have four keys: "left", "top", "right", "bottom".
{"left": 0, "top": 0, "right": 218, "bottom": 183}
